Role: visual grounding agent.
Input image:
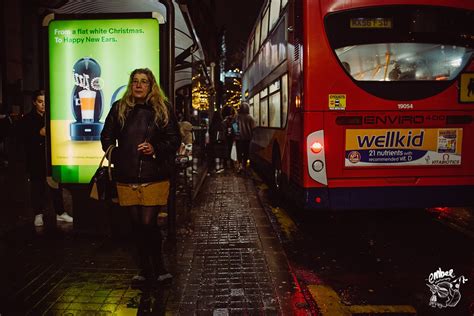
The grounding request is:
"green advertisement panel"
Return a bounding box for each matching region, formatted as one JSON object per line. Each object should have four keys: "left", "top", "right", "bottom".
{"left": 48, "top": 18, "right": 160, "bottom": 183}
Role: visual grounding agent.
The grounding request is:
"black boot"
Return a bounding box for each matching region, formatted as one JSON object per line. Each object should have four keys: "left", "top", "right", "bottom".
{"left": 149, "top": 227, "right": 173, "bottom": 282}
{"left": 132, "top": 228, "right": 152, "bottom": 283}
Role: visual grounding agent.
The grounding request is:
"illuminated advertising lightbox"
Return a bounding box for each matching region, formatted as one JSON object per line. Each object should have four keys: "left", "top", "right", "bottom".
{"left": 345, "top": 128, "right": 463, "bottom": 167}
{"left": 48, "top": 18, "right": 160, "bottom": 183}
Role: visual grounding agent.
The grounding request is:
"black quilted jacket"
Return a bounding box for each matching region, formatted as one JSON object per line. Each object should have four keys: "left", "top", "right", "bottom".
{"left": 100, "top": 101, "right": 180, "bottom": 183}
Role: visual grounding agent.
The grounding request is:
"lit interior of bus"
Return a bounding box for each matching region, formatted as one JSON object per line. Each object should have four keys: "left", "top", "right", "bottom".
{"left": 325, "top": 5, "right": 473, "bottom": 99}
{"left": 335, "top": 43, "right": 471, "bottom": 81}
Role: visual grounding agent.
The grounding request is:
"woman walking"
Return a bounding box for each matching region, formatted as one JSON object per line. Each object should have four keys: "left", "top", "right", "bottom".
{"left": 101, "top": 68, "right": 180, "bottom": 283}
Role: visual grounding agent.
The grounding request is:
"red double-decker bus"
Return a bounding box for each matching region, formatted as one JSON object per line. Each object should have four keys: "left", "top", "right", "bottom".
{"left": 241, "top": 0, "right": 474, "bottom": 209}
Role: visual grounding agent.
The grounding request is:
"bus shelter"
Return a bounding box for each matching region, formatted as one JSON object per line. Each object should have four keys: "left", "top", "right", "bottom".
{"left": 41, "top": 0, "right": 209, "bottom": 235}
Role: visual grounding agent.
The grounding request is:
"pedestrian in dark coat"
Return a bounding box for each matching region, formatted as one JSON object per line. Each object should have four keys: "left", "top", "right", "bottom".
{"left": 101, "top": 68, "right": 181, "bottom": 283}
{"left": 209, "top": 109, "right": 226, "bottom": 172}
{"left": 21, "top": 90, "right": 72, "bottom": 226}
{"left": 235, "top": 102, "right": 256, "bottom": 173}
{"left": 221, "top": 105, "right": 236, "bottom": 168}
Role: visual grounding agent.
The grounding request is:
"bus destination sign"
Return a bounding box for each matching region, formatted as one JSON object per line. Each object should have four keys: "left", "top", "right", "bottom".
{"left": 350, "top": 18, "right": 392, "bottom": 29}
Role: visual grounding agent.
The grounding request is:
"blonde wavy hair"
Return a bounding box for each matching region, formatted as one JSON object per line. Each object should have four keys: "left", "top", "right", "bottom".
{"left": 118, "top": 68, "right": 169, "bottom": 127}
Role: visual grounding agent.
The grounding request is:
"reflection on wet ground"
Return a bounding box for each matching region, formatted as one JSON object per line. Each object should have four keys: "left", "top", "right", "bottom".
{"left": 1, "top": 170, "right": 311, "bottom": 315}
{"left": 254, "top": 173, "right": 474, "bottom": 316}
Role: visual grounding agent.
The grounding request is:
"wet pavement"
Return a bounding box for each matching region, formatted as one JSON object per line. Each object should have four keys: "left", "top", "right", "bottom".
{"left": 166, "top": 173, "right": 304, "bottom": 314}
{"left": 254, "top": 175, "right": 474, "bottom": 316}
{"left": 6, "top": 154, "right": 471, "bottom": 315}
{"left": 0, "top": 169, "right": 309, "bottom": 315}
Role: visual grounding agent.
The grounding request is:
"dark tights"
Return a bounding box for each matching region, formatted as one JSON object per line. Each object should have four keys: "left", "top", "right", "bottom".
{"left": 129, "top": 205, "right": 164, "bottom": 278}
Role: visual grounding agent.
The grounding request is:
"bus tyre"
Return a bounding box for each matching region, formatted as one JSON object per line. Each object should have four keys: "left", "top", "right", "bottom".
{"left": 273, "top": 165, "right": 282, "bottom": 192}
{"left": 272, "top": 147, "right": 283, "bottom": 199}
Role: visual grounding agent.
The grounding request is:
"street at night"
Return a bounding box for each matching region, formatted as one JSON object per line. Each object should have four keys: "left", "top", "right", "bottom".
{"left": 1, "top": 169, "right": 473, "bottom": 315}
{"left": 255, "top": 174, "right": 473, "bottom": 315}
{"left": 1, "top": 0, "right": 474, "bottom": 315}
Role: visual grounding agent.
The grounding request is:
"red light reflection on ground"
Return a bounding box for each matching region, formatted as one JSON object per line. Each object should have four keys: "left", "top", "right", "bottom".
{"left": 430, "top": 207, "right": 451, "bottom": 213}
{"left": 289, "top": 264, "right": 323, "bottom": 315}
{"left": 426, "top": 207, "right": 474, "bottom": 237}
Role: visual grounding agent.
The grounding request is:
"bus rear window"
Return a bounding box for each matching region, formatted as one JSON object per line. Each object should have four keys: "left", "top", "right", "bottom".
{"left": 324, "top": 6, "right": 473, "bottom": 99}
{"left": 326, "top": 6, "right": 473, "bottom": 82}
{"left": 335, "top": 43, "right": 470, "bottom": 81}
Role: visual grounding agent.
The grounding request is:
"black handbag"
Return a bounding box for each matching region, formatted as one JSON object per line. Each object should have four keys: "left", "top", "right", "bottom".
{"left": 90, "top": 145, "right": 117, "bottom": 201}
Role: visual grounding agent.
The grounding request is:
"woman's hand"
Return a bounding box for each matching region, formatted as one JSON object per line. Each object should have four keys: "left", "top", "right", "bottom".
{"left": 137, "top": 141, "right": 155, "bottom": 156}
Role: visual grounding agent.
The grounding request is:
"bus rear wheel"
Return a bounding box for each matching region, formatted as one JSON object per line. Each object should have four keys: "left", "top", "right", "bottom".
{"left": 273, "top": 166, "right": 282, "bottom": 191}
{"left": 272, "top": 148, "right": 283, "bottom": 195}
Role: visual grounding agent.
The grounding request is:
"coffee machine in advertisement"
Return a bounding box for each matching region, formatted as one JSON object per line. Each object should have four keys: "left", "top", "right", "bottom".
{"left": 70, "top": 57, "right": 104, "bottom": 141}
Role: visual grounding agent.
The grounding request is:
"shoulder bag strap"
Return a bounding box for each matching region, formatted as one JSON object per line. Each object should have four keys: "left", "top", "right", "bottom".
{"left": 98, "top": 145, "right": 114, "bottom": 168}
{"left": 106, "top": 145, "right": 114, "bottom": 180}
{"left": 97, "top": 145, "right": 115, "bottom": 180}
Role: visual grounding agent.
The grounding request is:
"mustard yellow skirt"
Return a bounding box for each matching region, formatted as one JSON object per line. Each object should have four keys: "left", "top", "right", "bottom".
{"left": 116, "top": 181, "right": 170, "bottom": 206}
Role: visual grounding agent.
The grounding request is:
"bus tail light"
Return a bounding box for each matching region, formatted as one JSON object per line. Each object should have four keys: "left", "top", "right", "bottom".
{"left": 310, "top": 142, "right": 323, "bottom": 153}
{"left": 307, "top": 130, "right": 328, "bottom": 185}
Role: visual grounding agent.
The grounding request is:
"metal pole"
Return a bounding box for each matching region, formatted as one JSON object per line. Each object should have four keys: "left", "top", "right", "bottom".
{"left": 161, "top": 0, "right": 177, "bottom": 239}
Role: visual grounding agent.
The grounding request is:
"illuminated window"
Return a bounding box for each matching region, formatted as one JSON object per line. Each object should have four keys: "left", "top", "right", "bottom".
{"left": 260, "top": 98, "right": 268, "bottom": 127}
{"left": 335, "top": 43, "right": 471, "bottom": 81}
{"left": 255, "top": 20, "right": 261, "bottom": 57}
{"left": 269, "top": 91, "right": 281, "bottom": 128}
{"left": 263, "top": 42, "right": 271, "bottom": 76}
{"left": 252, "top": 34, "right": 258, "bottom": 60}
{"left": 269, "top": 79, "right": 280, "bottom": 93}
{"left": 260, "top": 88, "right": 268, "bottom": 127}
{"left": 261, "top": 8, "right": 269, "bottom": 46}
{"left": 269, "top": 0, "right": 281, "bottom": 31}
{"left": 253, "top": 94, "right": 260, "bottom": 127}
{"left": 249, "top": 37, "right": 255, "bottom": 60}
{"left": 281, "top": 74, "right": 288, "bottom": 127}
{"left": 245, "top": 43, "right": 250, "bottom": 67}
{"left": 275, "top": 19, "right": 287, "bottom": 64}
